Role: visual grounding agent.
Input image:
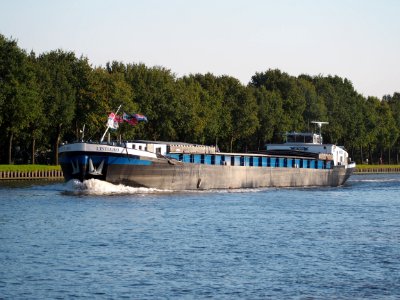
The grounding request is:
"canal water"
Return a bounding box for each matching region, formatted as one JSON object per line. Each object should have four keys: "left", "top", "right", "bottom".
{"left": 1, "top": 174, "right": 399, "bottom": 299}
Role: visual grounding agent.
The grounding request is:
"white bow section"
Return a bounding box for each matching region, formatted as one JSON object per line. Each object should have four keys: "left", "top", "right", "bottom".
{"left": 59, "top": 143, "right": 158, "bottom": 159}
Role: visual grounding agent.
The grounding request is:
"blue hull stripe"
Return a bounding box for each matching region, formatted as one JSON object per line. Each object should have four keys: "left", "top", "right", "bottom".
{"left": 108, "top": 156, "right": 152, "bottom": 166}
{"left": 59, "top": 154, "right": 152, "bottom": 166}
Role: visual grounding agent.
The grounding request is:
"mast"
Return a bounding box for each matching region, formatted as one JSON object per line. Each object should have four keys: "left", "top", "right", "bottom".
{"left": 80, "top": 124, "right": 85, "bottom": 142}
{"left": 100, "top": 105, "right": 122, "bottom": 143}
{"left": 311, "top": 121, "right": 329, "bottom": 144}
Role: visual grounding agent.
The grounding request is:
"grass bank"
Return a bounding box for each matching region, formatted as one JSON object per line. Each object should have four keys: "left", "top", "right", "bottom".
{"left": 356, "top": 164, "right": 400, "bottom": 169}
{"left": 1, "top": 163, "right": 398, "bottom": 174}
{"left": 355, "top": 164, "right": 400, "bottom": 174}
{"left": 0, "top": 164, "right": 61, "bottom": 172}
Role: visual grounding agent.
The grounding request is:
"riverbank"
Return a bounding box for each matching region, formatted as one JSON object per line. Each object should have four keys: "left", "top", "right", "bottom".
{"left": 0, "top": 165, "right": 63, "bottom": 181}
{"left": 354, "top": 164, "right": 400, "bottom": 174}
{"left": 0, "top": 170, "right": 63, "bottom": 180}
{"left": 0, "top": 164, "right": 399, "bottom": 181}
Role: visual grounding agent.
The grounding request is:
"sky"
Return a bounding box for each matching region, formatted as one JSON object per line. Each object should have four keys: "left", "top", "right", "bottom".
{"left": 1, "top": 0, "right": 399, "bottom": 98}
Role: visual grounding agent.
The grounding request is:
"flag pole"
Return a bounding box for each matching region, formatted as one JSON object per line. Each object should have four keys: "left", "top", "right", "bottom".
{"left": 100, "top": 105, "right": 122, "bottom": 143}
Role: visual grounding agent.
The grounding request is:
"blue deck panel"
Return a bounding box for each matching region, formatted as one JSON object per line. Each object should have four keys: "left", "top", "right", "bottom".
{"left": 302, "top": 159, "right": 308, "bottom": 168}
{"left": 168, "top": 153, "right": 180, "bottom": 160}
{"left": 294, "top": 159, "right": 301, "bottom": 168}
{"left": 166, "top": 152, "right": 333, "bottom": 170}
{"left": 269, "top": 157, "right": 275, "bottom": 167}
{"left": 233, "top": 156, "right": 240, "bottom": 166}
{"left": 286, "top": 158, "right": 292, "bottom": 168}
{"left": 278, "top": 158, "right": 284, "bottom": 167}
{"left": 194, "top": 155, "right": 201, "bottom": 164}
{"left": 224, "top": 155, "right": 231, "bottom": 165}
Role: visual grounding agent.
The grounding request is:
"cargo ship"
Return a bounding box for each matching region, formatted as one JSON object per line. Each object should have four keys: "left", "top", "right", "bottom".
{"left": 59, "top": 121, "right": 355, "bottom": 190}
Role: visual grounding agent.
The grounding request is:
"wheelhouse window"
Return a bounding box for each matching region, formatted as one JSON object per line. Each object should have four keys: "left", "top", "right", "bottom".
{"left": 287, "top": 133, "right": 314, "bottom": 143}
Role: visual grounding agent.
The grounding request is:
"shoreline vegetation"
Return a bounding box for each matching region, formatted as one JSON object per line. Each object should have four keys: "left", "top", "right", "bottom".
{"left": 0, "top": 165, "right": 63, "bottom": 181}
{"left": 0, "top": 165, "right": 61, "bottom": 172}
{"left": 356, "top": 164, "right": 400, "bottom": 169}
{"left": 1, "top": 164, "right": 399, "bottom": 172}
{"left": 1, "top": 34, "right": 400, "bottom": 167}
{"left": 354, "top": 164, "right": 400, "bottom": 173}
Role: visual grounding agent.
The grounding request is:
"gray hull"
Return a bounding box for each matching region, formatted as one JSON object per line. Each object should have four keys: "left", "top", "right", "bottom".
{"left": 105, "top": 159, "right": 354, "bottom": 190}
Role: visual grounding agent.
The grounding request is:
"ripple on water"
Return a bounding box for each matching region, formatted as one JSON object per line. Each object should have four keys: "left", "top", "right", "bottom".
{"left": 0, "top": 174, "right": 400, "bottom": 298}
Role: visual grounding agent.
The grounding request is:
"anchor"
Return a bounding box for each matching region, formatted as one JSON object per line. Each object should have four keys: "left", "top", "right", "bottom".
{"left": 88, "top": 158, "right": 104, "bottom": 175}
{"left": 71, "top": 160, "right": 80, "bottom": 175}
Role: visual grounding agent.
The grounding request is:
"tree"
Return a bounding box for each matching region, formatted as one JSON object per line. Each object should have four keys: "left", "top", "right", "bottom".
{"left": 27, "top": 51, "right": 45, "bottom": 164}
{"left": 174, "top": 77, "right": 208, "bottom": 143}
{"left": 70, "top": 56, "right": 95, "bottom": 141}
{"left": 217, "top": 76, "right": 258, "bottom": 152}
{"left": 297, "top": 76, "right": 328, "bottom": 128}
{"left": 2, "top": 35, "right": 400, "bottom": 165}
{"left": 385, "top": 92, "right": 400, "bottom": 163}
{"left": 83, "top": 65, "right": 135, "bottom": 142}
{"left": 189, "top": 73, "right": 228, "bottom": 148}
{"left": 375, "top": 99, "right": 398, "bottom": 163}
{"left": 252, "top": 87, "right": 284, "bottom": 149}
{"left": 36, "top": 50, "right": 78, "bottom": 165}
{"left": 250, "top": 69, "right": 305, "bottom": 132}
{"left": 125, "top": 64, "right": 177, "bottom": 141}
{"left": 312, "top": 76, "right": 343, "bottom": 144}
{"left": 0, "top": 35, "right": 40, "bottom": 164}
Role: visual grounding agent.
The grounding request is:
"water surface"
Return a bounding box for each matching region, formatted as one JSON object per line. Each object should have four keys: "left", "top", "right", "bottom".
{"left": 1, "top": 174, "right": 400, "bottom": 299}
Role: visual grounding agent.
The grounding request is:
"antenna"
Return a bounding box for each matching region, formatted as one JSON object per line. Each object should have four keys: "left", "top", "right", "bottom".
{"left": 311, "top": 121, "right": 329, "bottom": 144}
{"left": 80, "top": 124, "right": 85, "bottom": 141}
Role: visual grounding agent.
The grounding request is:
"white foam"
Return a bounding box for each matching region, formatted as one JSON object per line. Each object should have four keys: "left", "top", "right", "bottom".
{"left": 63, "top": 179, "right": 168, "bottom": 195}
{"left": 181, "top": 186, "right": 276, "bottom": 194}
{"left": 349, "top": 178, "right": 400, "bottom": 183}
{"left": 61, "top": 179, "right": 275, "bottom": 195}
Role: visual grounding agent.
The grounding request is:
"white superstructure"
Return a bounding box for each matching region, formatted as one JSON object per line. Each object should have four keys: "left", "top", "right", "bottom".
{"left": 266, "top": 132, "right": 351, "bottom": 167}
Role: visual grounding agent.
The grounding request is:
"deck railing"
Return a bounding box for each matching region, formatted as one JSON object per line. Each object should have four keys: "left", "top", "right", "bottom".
{"left": 355, "top": 167, "right": 400, "bottom": 174}
{"left": 0, "top": 170, "right": 64, "bottom": 180}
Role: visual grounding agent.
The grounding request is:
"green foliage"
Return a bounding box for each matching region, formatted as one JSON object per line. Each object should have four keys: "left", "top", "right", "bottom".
{"left": 252, "top": 87, "right": 284, "bottom": 148}
{"left": 1, "top": 34, "right": 400, "bottom": 165}
{"left": 0, "top": 34, "right": 40, "bottom": 163}
{"left": 356, "top": 164, "right": 400, "bottom": 170}
{"left": 0, "top": 164, "right": 61, "bottom": 172}
{"left": 36, "top": 50, "right": 78, "bottom": 164}
{"left": 124, "top": 63, "right": 177, "bottom": 141}
{"left": 83, "top": 66, "right": 135, "bottom": 141}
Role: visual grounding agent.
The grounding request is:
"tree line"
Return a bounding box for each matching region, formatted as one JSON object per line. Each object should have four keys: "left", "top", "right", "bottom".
{"left": 1, "top": 34, "right": 400, "bottom": 165}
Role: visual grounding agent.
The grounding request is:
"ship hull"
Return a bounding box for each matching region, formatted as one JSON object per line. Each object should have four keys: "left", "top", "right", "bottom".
{"left": 106, "top": 162, "right": 353, "bottom": 189}
{"left": 59, "top": 150, "right": 354, "bottom": 190}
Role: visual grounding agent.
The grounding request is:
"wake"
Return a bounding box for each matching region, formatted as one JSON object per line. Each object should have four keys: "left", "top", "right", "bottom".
{"left": 59, "top": 179, "right": 274, "bottom": 195}
{"left": 62, "top": 179, "right": 168, "bottom": 196}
